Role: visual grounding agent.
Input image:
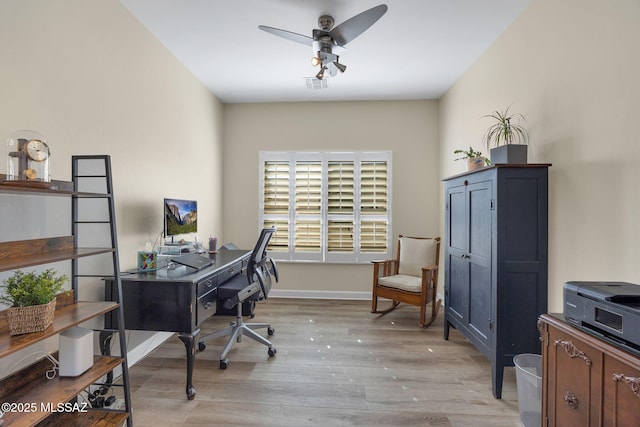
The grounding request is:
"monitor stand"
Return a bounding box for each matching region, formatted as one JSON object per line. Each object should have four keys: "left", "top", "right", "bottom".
{"left": 164, "top": 236, "right": 192, "bottom": 246}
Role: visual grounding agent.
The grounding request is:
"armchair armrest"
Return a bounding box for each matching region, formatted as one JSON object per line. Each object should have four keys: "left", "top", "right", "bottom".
{"left": 372, "top": 259, "right": 398, "bottom": 278}
{"left": 421, "top": 264, "right": 438, "bottom": 274}
{"left": 421, "top": 264, "right": 439, "bottom": 292}
{"left": 371, "top": 258, "right": 395, "bottom": 264}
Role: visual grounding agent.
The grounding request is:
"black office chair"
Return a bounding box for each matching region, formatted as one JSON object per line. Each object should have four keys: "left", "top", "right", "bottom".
{"left": 198, "top": 227, "right": 279, "bottom": 369}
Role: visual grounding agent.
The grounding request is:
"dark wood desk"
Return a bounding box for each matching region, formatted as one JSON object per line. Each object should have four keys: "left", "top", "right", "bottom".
{"left": 105, "top": 248, "right": 251, "bottom": 400}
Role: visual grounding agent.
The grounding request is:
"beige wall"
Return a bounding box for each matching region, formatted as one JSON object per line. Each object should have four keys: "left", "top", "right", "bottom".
{"left": 223, "top": 101, "right": 440, "bottom": 296}
{"left": 0, "top": 0, "right": 225, "bottom": 268}
{"left": 439, "top": 0, "right": 640, "bottom": 312}
{"left": 0, "top": 0, "right": 223, "bottom": 371}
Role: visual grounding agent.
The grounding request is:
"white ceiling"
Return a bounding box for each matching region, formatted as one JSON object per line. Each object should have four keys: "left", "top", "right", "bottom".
{"left": 121, "top": 0, "right": 532, "bottom": 104}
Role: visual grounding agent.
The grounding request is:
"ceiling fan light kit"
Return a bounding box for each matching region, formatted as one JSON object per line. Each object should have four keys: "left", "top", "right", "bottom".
{"left": 259, "top": 4, "right": 388, "bottom": 80}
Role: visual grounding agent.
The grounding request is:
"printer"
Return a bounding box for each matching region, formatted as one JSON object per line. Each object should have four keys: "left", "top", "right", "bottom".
{"left": 564, "top": 281, "right": 640, "bottom": 353}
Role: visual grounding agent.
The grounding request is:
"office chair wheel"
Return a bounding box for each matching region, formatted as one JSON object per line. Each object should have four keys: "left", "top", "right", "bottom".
{"left": 268, "top": 327, "right": 275, "bottom": 336}
{"left": 198, "top": 342, "right": 206, "bottom": 351}
{"left": 268, "top": 347, "right": 277, "bottom": 357}
{"left": 220, "top": 358, "right": 229, "bottom": 369}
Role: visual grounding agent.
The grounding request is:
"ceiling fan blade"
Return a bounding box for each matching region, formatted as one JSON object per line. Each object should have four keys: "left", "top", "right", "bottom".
{"left": 258, "top": 25, "right": 314, "bottom": 46}
{"left": 329, "top": 4, "right": 388, "bottom": 46}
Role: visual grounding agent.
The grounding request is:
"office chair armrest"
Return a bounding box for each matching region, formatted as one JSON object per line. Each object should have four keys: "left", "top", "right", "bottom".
{"left": 269, "top": 257, "right": 279, "bottom": 283}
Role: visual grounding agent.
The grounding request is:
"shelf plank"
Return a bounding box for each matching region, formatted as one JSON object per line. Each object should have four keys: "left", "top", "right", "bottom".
{"left": 0, "top": 174, "right": 112, "bottom": 197}
{"left": 0, "top": 301, "right": 119, "bottom": 358}
{"left": 0, "top": 237, "right": 115, "bottom": 272}
{"left": 36, "top": 410, "right": 129, "bottom": 427}
{"left": 0, "top": 174, "right": 73, "bottom": 193}
{"left": 0, "top": 355, "right": 124, "bottom": 426}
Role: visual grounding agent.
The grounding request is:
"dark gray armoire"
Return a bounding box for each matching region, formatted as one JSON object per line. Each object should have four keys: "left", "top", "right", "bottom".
{"left": 443, "top": 164, "right": 550, "bottom": 399}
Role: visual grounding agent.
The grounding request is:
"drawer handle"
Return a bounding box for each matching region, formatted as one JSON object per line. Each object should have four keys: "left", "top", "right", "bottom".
{"left": 563, "top": 391, "right": 579, "bottom": 410}
{"left": 554, "top": 340, "right": 592, "bottom": 366}
{"left": 612, "top": 373, "right": 640, "bottom": 398}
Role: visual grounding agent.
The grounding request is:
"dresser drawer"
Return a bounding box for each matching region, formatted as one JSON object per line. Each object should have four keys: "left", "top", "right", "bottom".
{"left": 550, "top": 332, "right": 600, "bottom": 426}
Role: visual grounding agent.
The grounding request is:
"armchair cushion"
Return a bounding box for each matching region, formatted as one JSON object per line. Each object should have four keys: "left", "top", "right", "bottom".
{"left": 377, "top": 274, "right": 422, "bottom": 293}
{"left": 397, "top": 237, "right": 438, "bottom": 277}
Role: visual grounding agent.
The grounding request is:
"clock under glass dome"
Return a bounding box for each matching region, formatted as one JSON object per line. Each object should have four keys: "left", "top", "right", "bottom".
{"left": 5, "top": 130, "right": 52, "bottom": 184}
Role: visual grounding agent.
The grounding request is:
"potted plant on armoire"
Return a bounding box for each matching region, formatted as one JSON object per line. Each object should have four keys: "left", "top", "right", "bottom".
{"left": 483, "top": 106, "right": 529, "bottom": 164}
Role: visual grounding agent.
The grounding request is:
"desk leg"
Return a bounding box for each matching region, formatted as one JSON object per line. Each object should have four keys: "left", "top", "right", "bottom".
{"left": 178, "top": 329, "right": 199, "bottom": 400}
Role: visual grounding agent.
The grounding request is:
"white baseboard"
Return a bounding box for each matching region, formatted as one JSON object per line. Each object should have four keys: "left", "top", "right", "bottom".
{"left": 269, "top": 289, "right": 371, "bottom": 300}
{"left": 269, "top": 289, "right": 446, "bottom": 305}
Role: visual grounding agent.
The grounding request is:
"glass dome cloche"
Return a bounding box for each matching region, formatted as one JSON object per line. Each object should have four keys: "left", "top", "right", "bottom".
{"left": 3, "top": 130, "right": 56, "bottom": 189}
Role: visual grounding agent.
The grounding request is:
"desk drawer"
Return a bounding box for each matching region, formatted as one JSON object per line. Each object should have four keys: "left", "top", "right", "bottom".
{"left": 196, "top": 288, "right": 217, "bottom": 326}
{"left": 197, "top": 276, "right": 217, "bottom": 298}
{"left": 217, "top": 260, "right": 244, "bottom": 284}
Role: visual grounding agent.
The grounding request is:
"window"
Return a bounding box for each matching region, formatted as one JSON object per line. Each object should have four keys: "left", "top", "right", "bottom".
{"left": 259, "top": 151, "right": 392, "bottom": 263}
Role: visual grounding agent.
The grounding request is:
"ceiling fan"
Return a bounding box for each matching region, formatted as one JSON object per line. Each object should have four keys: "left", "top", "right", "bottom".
{"left": 259, "top": 4, "right": 388, "bottom": 80}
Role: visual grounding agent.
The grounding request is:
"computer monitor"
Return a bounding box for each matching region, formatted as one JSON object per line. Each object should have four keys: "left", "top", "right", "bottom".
{"left": 164, "top": 198, "right": 197, "bottom": 244}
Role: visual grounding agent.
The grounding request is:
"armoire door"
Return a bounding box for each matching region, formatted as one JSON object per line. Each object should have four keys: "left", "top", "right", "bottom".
{"left": 445, "top": 182, "right": 468, "bottom": 324}
{"left": 445, "top": 176, "right": 492, "bottom": 349}
{"left": 466, "top": 179, "right": 493, "bottom": 346}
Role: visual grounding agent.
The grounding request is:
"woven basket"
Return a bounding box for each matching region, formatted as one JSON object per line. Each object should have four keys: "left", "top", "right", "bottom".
{"left": 7, "top": 299, "right": 56, "bottom": 336}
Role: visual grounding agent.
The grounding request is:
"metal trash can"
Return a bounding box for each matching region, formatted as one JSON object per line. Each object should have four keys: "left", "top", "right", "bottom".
{"left": 513, "top": 353, "right": 542, "bottom": 427}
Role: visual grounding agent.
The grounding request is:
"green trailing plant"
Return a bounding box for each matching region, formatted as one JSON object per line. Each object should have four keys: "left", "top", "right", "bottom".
{"left": 483, "top": 106, "right": 529, "bottom": 148}
{"left": 454, "top": 146, "right": 490, "bottom": 165}
{"left": 0, "top": 269, "right": 67, "bottom": 307}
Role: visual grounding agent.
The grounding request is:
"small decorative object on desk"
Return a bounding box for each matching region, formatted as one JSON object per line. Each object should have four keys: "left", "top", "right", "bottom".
{"left": 0, "top": 269, "right": 67, "bottom": 335}
{"left": 2, "top": 129, "right": 57, "bottom": 190}
{"left": 138, "top": 251, "right": 157, "bottom": 270}
{"left": 208, "top": 235, "right": 218, "bottom": 253}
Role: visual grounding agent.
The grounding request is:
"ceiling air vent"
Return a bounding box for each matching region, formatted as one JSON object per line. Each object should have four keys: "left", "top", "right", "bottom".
{"left": 305, "top": 77, "right": 328, "bottom": 89}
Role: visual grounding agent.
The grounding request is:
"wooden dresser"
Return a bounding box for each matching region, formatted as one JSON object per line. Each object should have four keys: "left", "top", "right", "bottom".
{"left": 538, "top": 314, "right": 640, "bottom": 426}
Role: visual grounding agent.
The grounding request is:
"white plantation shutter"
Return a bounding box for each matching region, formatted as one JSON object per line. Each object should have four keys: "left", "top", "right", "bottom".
{"left": 360, "top": 161, "right": 388, "bottom": 253}
{"left": 327, "top": 221, "right": 354, "bottom": 252}
{"left": 262, "top": 161, "right": 290, "bottom": 253}
{"left": 360, "top": 161, "right": 388, "bottom": 214}
{"left": 327, "top": 161, "right": 354, "bottom": 253}
{"left": 259, "top": 151, "right": 391, "bottom": 263}
{"left": 327, "top": 161, "right": 354, "bottom": 214}
{"left": 294, "top": 161, "right": 322, "bottom": 254}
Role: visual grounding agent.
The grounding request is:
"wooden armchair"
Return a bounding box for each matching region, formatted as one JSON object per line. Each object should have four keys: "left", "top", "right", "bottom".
{"left": 371, "top": 235, "right": 441, "bottom": 327}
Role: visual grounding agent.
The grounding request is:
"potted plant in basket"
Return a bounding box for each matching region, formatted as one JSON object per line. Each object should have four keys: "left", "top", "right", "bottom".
{"left": 483, "top": 106, "right": 529, "bottom": 164}
{"left": 0, "top": 269, "right": 67, "bottom": 335}
{"left": 454, "top": 146, "right": 490, "bottom": 171}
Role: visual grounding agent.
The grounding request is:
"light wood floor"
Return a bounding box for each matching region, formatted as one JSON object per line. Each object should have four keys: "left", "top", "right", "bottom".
{"left": 127, "top": 299, "right": 522, "bottom": 426}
